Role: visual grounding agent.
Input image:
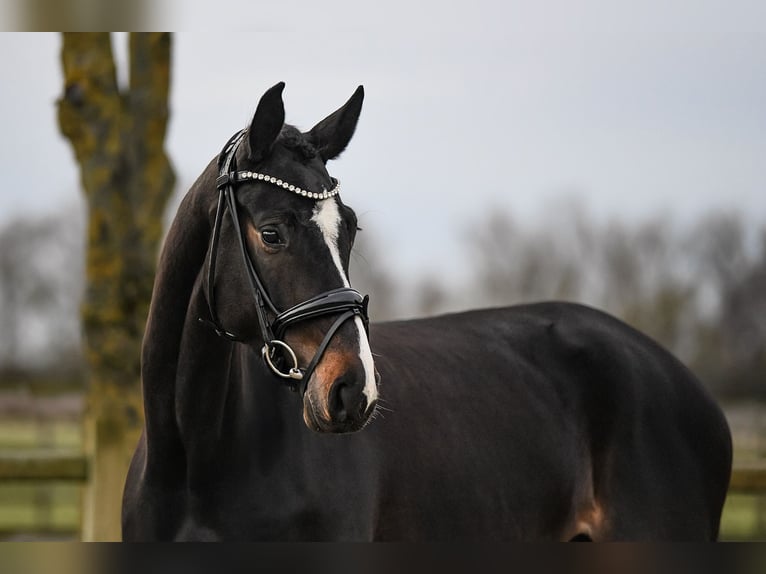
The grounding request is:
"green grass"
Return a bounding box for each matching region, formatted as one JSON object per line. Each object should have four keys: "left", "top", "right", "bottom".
{"left": 720, "top": 493, "right": 766, "bottom": 541}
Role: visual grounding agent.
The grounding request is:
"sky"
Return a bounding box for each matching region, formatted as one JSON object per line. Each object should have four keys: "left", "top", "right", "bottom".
{"left": 0, "top": 2, "right": 764, "bottom": 282}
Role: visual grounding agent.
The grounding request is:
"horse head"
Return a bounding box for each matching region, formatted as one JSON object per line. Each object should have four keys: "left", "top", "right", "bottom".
{"left": 205, "top": 82, "right": 378, "bottom": 433}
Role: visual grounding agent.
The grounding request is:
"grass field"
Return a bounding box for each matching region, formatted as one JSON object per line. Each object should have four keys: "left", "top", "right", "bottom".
{"left": 721, "top": 494, "right": 766, "bottom": 540}
{"left": 0, "top": 399, "right": 763, "bottom": 540}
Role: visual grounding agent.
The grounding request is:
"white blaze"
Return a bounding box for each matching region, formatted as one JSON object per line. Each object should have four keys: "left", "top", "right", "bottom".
{"left": 311, "top": 199, "right": 378, "bottom": 404}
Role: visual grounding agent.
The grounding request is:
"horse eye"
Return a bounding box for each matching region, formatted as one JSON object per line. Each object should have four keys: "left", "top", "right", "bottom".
{"left": 261, "top": 229, "right": 282, "bottom": 246}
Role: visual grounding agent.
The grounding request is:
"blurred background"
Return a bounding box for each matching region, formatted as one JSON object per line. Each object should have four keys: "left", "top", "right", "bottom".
{"left": 0, "top": 0, "right": 764, "bottom": 541}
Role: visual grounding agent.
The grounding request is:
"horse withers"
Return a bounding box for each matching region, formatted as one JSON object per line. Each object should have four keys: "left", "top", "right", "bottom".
{"left": 122, "top": 83, "right": 732, "bottom": 541}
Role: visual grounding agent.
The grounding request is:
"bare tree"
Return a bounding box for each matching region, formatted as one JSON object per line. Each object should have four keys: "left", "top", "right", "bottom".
{"left": 0, "top": 208, "right": 84, "bottom": 375}
{"left": 349, "top": 232, "right": 400, "bottom": 320}
{"left": 467, "top": 208, "right": 588, "bottom": 307}
{"left": 689, "top": 216, "right": 766, "bottom": 397}
{"left": 461, "top": 205, "right": 765, "bottom": 396}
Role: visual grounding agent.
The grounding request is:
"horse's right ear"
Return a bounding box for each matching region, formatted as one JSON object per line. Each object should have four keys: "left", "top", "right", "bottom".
{"left": 248, "top": 82, "right": 285, "bottom": 163}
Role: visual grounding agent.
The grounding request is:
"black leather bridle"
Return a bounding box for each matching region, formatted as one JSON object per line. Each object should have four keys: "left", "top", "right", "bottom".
{"left": 199, "top": 129, "right": 370, "bottom": 394}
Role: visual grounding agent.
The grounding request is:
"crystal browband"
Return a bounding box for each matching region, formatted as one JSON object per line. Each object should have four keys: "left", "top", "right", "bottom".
{"left": 218, "top": 170, "right": 341, "bottom": 200}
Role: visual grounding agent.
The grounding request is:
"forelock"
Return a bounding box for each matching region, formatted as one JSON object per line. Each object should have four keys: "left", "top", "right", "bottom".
{"left": 278, "top": 125, "right": 317, "bottom": 160}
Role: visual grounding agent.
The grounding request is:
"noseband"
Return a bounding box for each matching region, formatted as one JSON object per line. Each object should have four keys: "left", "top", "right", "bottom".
{"left": 199, "top": 129, "right": 370, "bottom": 394}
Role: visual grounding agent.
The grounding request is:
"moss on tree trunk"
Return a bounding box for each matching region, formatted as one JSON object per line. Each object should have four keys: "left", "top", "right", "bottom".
{"left": 57, "top": 32, "right": 174, "bottom": 541}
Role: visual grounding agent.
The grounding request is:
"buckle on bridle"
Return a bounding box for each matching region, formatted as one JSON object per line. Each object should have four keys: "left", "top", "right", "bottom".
{"left": 197, "top": 317, "right": 242, "bottom": 342}
{"left": 215, "top": 173, "right": 232, "bottom": 188}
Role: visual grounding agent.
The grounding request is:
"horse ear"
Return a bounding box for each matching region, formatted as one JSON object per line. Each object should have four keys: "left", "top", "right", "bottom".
{"left": 308, "top": 85, "right": 364, "bottom": 162}
{"left": 248, "top": 82, "right": 286, "bottom": 163}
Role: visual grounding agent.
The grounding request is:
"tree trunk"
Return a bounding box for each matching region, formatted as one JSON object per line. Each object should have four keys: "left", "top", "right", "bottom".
{"left": 57, "top": 32, "right": 174, "bottom": 541}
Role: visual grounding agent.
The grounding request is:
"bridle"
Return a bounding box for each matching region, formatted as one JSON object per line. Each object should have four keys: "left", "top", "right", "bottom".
{"left": 199, "top": 129, "right": 370, "bottom": 394}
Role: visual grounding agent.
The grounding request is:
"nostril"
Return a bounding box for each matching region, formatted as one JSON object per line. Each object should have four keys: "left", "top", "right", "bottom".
{"left": 329, "top": 376, "right": 349, "bottom": 422}
{"left": 329, "top": 375, "right": 366, "bottom": 423}
{"left": 340, "top": 383, "right": 366, "bottom": 419}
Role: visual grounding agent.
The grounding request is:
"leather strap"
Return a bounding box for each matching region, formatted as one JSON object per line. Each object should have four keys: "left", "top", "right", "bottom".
{"left": 199, "top": 128, "right": 371, "bottom": 394}
{"left": 273, "top": 287, "right": 368, "bottom": 340}
{"left": 299, "top": 309, "right": 359, "bottom": 395}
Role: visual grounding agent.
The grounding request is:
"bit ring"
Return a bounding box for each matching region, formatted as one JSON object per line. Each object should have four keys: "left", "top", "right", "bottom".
{"left": 262, "top": 340, "right": 304, "bottom": 380}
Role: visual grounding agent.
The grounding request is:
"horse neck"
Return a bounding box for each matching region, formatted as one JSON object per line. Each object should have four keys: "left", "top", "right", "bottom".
{"left": 141, "top": 164, "right": 302, "bottom": 472}
{"left": 174, "top": 276, "right": 237, "bottom": 453}
{"left": 140, "top": 170, "right": 216, "bottom": 458}
{"left": 176, "top": 274, "right": 301, "bottom": 473}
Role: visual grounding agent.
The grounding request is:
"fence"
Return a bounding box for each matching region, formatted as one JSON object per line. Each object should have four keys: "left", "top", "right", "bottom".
{"left": 0, "top": 397, "right": 764, "bottom": 540}
{"left": 0, "top": 453, "right": 764, "bottom": 540}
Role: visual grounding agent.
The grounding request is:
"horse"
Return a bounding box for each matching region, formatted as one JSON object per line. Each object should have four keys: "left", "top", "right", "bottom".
{"left": 122, "top": 82, "right": 732, "bottom": 541}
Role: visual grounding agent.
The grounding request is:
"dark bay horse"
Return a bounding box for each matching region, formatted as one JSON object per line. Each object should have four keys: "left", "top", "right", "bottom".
{"left": 122, "top": 83, "right": 732, "bottom": 541}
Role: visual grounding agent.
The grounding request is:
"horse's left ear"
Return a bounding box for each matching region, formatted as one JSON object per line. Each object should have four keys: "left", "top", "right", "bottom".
{"left": 308, "top": 86, "right": 364, "bottom": 162}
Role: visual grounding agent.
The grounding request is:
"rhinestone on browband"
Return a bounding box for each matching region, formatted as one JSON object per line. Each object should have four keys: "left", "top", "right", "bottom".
{"left": 237, "top": 171, "right": 341, "bottom": 200}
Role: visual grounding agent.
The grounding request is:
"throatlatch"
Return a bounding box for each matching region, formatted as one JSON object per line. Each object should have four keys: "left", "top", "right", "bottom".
{"left": 199, "top": 129, "right": 370, "bottom": 394}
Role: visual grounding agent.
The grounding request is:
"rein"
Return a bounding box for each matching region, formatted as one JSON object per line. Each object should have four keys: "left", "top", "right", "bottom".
{"left": 199, "top": 129, "right": 370, "bottom": 394}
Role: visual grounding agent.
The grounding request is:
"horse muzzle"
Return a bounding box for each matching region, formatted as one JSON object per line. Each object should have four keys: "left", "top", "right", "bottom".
{"left": 302, "top": 363, "right": 377, "bottom": 433}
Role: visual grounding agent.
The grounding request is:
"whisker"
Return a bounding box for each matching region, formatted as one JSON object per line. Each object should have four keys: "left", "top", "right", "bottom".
{"left": 351, "top": 250, "right": 371, "bottom": 266}
{"left": 371, "top": 404, "right": 386, "bottom": 421}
